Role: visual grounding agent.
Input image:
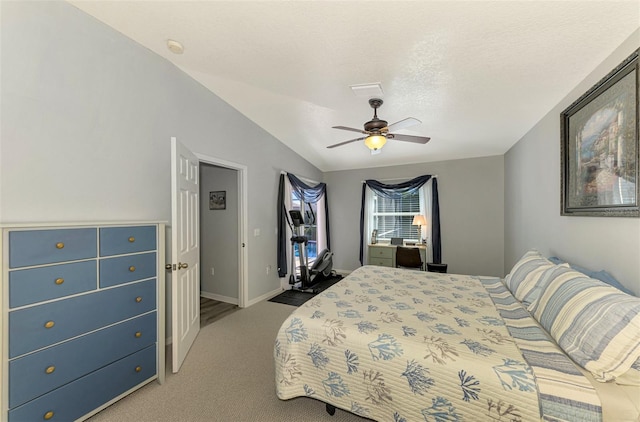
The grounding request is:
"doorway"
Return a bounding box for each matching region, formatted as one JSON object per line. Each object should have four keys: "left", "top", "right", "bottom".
{"left": 197, "top": 153, "right": 248, "bottom": 309}
{"left": 200, "top": 162, "right": 239, "bottom": 306}
{"left": 170, "top": 139, "right": 248, "bottom": 373}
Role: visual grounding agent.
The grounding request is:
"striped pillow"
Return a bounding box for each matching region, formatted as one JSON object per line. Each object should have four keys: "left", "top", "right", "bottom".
{"left": 504, "top": 250, "right": 555, "bottom": 305}
{"left": 528, "top": 265, "right": 640, "bottom": 382}
{"left": 616, "top": 358, "right": 640, "bottom": 386}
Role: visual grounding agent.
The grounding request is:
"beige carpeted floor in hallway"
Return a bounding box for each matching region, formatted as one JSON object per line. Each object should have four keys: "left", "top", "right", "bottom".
{"left": 87, "top": 300, "right": 369, "bottom": 422}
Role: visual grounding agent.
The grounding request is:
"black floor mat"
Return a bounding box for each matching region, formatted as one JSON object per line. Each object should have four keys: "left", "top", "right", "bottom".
{"left": 268, "top": 275, "right": 343, "bottom": 306}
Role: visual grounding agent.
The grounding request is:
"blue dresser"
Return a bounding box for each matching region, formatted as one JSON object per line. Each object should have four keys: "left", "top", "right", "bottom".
{"left": 2, "top": 223, "right": 165, "bottom": 421}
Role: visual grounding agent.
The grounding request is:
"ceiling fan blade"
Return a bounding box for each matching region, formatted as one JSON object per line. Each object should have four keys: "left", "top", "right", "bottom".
{"left": 327, "top": 136, "right": 366, "bottom": 149}
{"left": 332, "top": 125, "right": 368, "bottom": 135}
{"left": 388, "top": 133, "right": 431, "bottom": 144}
{"left": 386, "top": 117, "right": 421, "bottom": 132}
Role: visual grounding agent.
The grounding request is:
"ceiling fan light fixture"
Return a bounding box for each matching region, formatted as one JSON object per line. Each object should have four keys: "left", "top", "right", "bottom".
{"left": 364, "top": 134, "right": 387, "bottom": 151}
{"left": 327, "top": 98, "right": 430, "bottom": 151}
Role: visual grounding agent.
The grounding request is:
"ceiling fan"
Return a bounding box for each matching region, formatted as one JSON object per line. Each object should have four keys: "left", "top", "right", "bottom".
{"left": 327, "top": 98, "right": 431, "bottom": 152}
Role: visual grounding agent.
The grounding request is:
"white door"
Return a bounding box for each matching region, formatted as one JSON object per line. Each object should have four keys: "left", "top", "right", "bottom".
{"left": 171, "top": 137, "right": 200, "bottom": 372}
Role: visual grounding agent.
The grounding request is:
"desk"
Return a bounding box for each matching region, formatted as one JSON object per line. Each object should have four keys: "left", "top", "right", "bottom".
{"left": 368, "top": 243, "right": 427, "bottom": 269}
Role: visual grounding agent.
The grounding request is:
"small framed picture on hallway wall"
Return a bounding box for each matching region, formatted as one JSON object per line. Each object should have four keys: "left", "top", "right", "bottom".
{"left": 209, "top": 191, "right": 226, "bottom": 210}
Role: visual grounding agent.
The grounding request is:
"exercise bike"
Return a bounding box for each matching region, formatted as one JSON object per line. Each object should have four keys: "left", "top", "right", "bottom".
{"left": 288, "top": 208, "right": 334, "bottom": 292}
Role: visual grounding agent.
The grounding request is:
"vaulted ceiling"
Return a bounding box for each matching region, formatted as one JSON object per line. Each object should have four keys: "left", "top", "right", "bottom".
{"left": 69, "top": 1, "right": 639, "bottom": 171}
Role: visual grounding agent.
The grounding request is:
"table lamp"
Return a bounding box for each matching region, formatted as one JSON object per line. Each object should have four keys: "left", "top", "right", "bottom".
{"left": 412, "top": 214, "right": 426, "bottom": 244}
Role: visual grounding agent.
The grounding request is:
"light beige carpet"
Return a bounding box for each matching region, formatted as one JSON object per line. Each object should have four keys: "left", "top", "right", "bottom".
{"left": 87, "top": 300, "right": 369, "bottom": 422}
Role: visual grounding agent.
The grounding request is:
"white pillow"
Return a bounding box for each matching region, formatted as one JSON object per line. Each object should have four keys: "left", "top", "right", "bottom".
{"left": 528, "top": 265, "right": 640, "bottom": 382}
{"left": 504, "top": 250, "right": 555, "bottom": 305}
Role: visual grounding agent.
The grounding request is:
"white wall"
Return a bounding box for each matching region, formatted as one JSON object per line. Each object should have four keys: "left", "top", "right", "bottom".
{"left": 324, "top": 155, "right": 505, "bottom": 277}
{"left": 505, "top": 30, "right": 640, "bottom": 295}
{"left": 0, "top": 1, "right": 322, "bottom": 307}
{"left": 200, "top": 164, "right": 238, "bottom": 301}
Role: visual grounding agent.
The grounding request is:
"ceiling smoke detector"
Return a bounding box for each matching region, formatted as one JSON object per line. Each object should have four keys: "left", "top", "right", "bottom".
{"left": 167, "top": 39, "right": 184, "bottom": 54}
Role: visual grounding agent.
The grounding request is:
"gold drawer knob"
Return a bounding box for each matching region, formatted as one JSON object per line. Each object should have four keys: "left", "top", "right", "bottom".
{"left": 44, "top": 321, "right": 55, "bottom": 329}
{"left": 135, "top": 366, "right": 142, "bottom": 373}
{"left": 129, "top": 266, "right": 136, "bottom": 272}
{"left": 128, "top": 236, "right": 135, "bottom": 243}
{"left": 54, "top": 278, "right": 64, "bottom": 285}
{"left": 44, "top": 411, "right": 54, "bottom": 420}
{"left": 45, "top": 365, "right": 56, "bottom": 374}
{"left": 135, "top": 331, "right": 142, "bottom": 338}
{"left": 135, "top": 296, "right": 142, "bottom": 303}
{"left": 55, "top": 242, "right": 64, "bottom": 249}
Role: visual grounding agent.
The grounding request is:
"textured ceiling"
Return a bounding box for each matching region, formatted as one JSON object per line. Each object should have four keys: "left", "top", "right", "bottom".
{"left": 68, "top": 1, "right": 640, "bottom": 172}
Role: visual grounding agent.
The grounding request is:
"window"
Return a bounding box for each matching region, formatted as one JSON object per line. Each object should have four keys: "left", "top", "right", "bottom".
{"left": 371, "top": 190, "right": 422, "bottom": 242}
{"left": 291, "top": 195, "right": 318, "bottom": 265}
{"left": 277, "top": 172, "right": 329, "bottom": 281}
{"left": 358, "top": 175, "right": 439, "bottom": 267}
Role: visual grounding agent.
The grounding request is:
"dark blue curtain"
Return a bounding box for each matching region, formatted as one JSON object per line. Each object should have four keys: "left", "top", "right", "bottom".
{"left": 277, "top": 173, "right": 330, "bottom": 278}
{"left": 277, "top": 174, "right": 288, "bottom": 277}
{"left": 359, "top": 175, "right": 441, "bottom": 265}
{"left": 431, "top": 178, "right": 441, "bottom": 263}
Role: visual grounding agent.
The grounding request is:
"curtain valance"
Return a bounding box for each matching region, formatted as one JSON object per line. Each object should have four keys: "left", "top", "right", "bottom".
{"left": 287, "top": 173, "right": 326, "bottom": 203}
{"left": 364, "top": 175, "right": 431, "bottom": 199}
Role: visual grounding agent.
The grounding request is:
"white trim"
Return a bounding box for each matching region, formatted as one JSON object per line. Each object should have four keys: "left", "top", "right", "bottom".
{"left": 247, "top": 287, "right": 283, "bottom": 307}
{"left": 200, "top": 291, "right": 238, "bottom": 305}
{"left": 195, "top": 153, "right": 248, "bottom": 309}
{"left": 0, "top": 221, "right": 168, "bottom": 229}
{"left": 156, "top": 224, "right": 166, "bottom": 385}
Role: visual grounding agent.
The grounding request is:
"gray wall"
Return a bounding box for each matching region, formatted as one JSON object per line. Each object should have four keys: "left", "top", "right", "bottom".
{"left": 0, "top": 1, "right": 322, "bottom": 307}
{"left": 505, "top": 29, "right": 640, "bottom": 295}
{"left": 324, "top": 155, "right": 505, "bottom": 277}
{"left": 200, "top": 164, "right": 238, "bottom": 301}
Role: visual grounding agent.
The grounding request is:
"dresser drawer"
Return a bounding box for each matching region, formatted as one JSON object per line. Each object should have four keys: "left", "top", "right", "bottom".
{"left": 99, "top": 252, "right": 157, "bottom": 288}
{"left": 8, "top": 345, "right": 156, "bottom": 422}
{"left": 8, "top": 228, "right": 97, "bottom": 268}
{"left": 369, "top": 257, "right": 393, "bottom": 267}
{"left": 9, "top": 312, "right": 156, "bottom": 408}
{"left": 369, "top": 246, "right": 393, "bottom": 259}
{"left": 100, "top": 226, "right": 156, "bottom": 256}
{"left": 9, "top": 280, "right": 156, "bottom": 358}
{"left": 9, "top": 261, "right": 97, "bottom": 308}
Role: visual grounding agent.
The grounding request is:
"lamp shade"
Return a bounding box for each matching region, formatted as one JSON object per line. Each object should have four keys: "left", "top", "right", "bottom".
{"left": 364, "top": 135, "right": 387, "bottom": 150}
{"left": 412, "top": 214, "right": 426, "bottom": 226}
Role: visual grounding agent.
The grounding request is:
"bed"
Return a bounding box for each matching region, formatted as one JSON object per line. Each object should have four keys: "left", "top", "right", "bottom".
{"left": 274, "top": 258, "right": 640, "bottom": 421}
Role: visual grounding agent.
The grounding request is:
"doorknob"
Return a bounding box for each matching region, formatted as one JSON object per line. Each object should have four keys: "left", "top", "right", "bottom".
{"left": 178, "top": 262, "right": 189, "bottom": 269}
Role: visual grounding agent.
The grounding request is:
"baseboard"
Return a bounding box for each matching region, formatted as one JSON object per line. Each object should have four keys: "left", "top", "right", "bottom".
{"left": 200, "top": 291, "right": 238, "bottom": 305}
{"left": 248, "top": 287, "right": 283, "bottom": 307}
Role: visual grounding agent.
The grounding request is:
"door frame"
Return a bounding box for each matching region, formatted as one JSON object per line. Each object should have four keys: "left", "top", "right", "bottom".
{"left": 196, "top": 152, "right": 248, "bottom": 308}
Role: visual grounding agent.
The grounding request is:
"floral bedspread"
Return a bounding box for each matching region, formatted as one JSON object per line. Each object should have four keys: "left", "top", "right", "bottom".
{"left": 274, "top": 265, "right": 542, "bottom": 421}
